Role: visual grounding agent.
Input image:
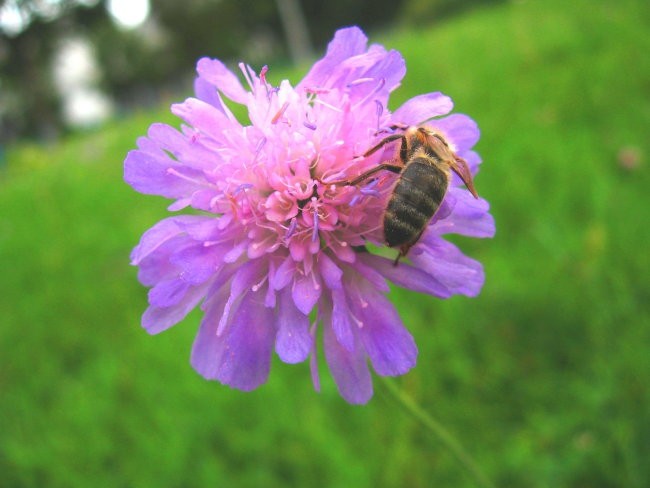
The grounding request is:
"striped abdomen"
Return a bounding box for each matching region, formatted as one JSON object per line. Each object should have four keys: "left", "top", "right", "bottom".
{"left": 383, "top": 158, "right": 449, "bottom": 250}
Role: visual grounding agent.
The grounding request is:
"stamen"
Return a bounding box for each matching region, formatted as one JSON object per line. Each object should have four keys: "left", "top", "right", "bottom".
{"left": 375, "top": 100, "right": 384, "bottom": 118}
{"left": 250, "top": 233, "right": 276, "bottom": 253}
{"left": 360, "top": 179, "right": 380, "bottom": 197}
{"left": 238, "top": 62, "right": 255, "bottom": 91}
{"left": 310, "top": 271, "right": 321, "bottom": 291}
{"left": 347, "top": 77, "right": 374, "bottom": 87}
{"left": 313, "top": 98, "right": 343, "bottom": 113}
{"left": 305, "top": 87, "right": 330, "bottom": 95}
{"left": 309, "top": 154, "right": 320, "bottom": 170}
{"left": 166, "top": 168, "right": 211, "bottom": 188}
{"left": 320, "top": 169, "right": 347, "bottom": 183}
{"left": 350, "top": 310, "right": 364, "bottom": 328}
{"left": 285, "top": 217, "right": 298, "bottom": 239}
{"left": 303, "top": 121, "right": 317, "bottom": 130}
{"left": 251, "top": 275, "right": 268, "bottom": 292}
{"left": 259, "top": 65, "right": 272, "bottom": 99}
{"left": 312, "top": 207, "right": 319, "bottom": 242}
{"left": 245, "top": 64, "right": 259, "bottom": 88}
{"left": 375, "top": 100, "right": 383, "bottom": 129}
{"left": 209, "top": 194, "right": 224, "bottom": 210}
{"left": 352, "top": 78, "right": 386, "bottom": 110}
{"left": 253, "top": 137, "right": 267, "bottom": 162}
{"left": 259, "top": 65, "right": 269, "bottom": 84}
{"left": 233, "top": 183, "right": 254, "bottom": 195}
{"left": 272, "top": 101, "right": 290, "bottom": 124}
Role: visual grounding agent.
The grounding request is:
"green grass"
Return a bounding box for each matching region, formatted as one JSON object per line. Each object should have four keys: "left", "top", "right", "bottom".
{"left": 1, "top": 0, "right": 649, "bottom": 486}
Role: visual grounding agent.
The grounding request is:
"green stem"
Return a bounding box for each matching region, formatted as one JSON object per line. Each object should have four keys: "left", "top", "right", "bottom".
{"left": 378, "top": 376, "right": 496, "bottom": 488}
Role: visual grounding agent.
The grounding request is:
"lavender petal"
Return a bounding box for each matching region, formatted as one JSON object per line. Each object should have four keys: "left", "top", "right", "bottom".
{"left": 392, "top": 92, "right": 454, "bottom": 126}
{"left": 275, "top": 288, "right": 312, "bottom": 363}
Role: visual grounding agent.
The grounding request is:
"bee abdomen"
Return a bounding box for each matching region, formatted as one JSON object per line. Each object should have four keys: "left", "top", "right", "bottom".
{"left": 383, "top": 159, "right": 449, "bottom": 248}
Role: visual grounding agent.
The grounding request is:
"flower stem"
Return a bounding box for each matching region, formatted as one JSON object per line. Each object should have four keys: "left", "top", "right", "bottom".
{"left": 378, "top": 376, "right": 496, "bottom": 488}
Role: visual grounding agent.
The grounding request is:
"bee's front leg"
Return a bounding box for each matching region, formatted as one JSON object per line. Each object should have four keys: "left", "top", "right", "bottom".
{"left": 321, "top": 160, "right": 403, "bottom": 187}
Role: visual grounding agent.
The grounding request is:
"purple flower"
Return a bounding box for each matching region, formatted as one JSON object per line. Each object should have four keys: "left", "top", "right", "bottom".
{"left": 125, "top": 27, "right": 494, "bottom": 404}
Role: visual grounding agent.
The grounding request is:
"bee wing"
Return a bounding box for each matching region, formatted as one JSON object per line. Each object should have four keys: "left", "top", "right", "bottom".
{"left": 421, "top": 131, "right": 478, "bottom": 197}
{"left": 450, "top": 155, "right": 479, "bottom": 198}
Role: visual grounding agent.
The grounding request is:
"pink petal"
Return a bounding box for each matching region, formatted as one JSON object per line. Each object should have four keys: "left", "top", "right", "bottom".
{"left": 298, "top": 27, "right": 368, "bottom": 90}
{"left": 196, "top": 57, "right": 249, "bottom": 104}
{"left": 171, "top": 98, "right": 234, "bottom": 140}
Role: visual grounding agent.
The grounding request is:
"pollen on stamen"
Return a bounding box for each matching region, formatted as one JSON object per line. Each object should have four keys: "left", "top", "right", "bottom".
{"left": 272, "top": 102, "right": 290, "bottom": 124}
{"left": 259, "top": 65, "right": 269, "bottom": 83}
{"left": 304, "top": 87, "right": 330, "bottom": 95}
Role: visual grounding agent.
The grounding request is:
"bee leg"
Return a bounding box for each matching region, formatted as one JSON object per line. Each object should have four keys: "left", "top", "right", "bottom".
{"left": 392, "top": 231, "right": 423, "bottom": 266}
{"left": 347, "top": 161, "right": 402, "bottom": 186}
{"left": 322, "top": 161, "right": 403, "bottom": 187}
{"left": 393, "top": 244, "right": 410, "bottom": 266}
{"left": 362, "top": 133, "right": 405, "bottom": 158}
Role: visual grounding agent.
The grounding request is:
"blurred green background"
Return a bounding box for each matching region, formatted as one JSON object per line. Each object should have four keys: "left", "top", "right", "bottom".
{"left": 1, "top": 0, "right": 649, "bottom": 487}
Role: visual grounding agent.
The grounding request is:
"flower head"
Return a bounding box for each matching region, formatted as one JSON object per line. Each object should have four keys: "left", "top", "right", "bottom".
{"left": 125, "top": 27, "right": 494, "bottom": 404}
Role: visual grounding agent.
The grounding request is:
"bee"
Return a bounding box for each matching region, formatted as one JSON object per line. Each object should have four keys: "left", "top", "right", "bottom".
{"left": 331, "top": 124, "right": 479, "bottom": 264}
